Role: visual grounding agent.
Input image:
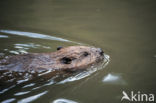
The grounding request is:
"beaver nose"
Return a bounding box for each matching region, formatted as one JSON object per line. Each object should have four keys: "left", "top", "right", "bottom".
{"left": 98, "top": 48, "right": 104, "bottom": 56}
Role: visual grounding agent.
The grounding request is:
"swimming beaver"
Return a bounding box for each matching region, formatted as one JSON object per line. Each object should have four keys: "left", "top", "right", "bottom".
{"left": 0, "top": 46, "right": 104, "bottom": 85}
{"left": 0, "top": 46, "right": 104, "bottom": 72}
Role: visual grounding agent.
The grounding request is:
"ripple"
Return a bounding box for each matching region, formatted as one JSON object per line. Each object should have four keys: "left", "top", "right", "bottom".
{"left": 52, "top": 98, "right": 78, "bottom": 103}
{"left": 7, "top": 43, "right": 51, "bottom": 55}
{"left": 0, "top": 53, "right": 4, "bottom": 56}
{"left": 0, "top": 30, "right": 70, "bottom": 42}
{"left": 14, "top": 91, "right": 30, "bottom": 96}
{"left": 17, "top": 91, "right": 48, "bottom": 103}
{"left": 0, "top": 35, "right": 8, "bottom": 38}
{"left": 22, "top": 83, "right": 36, "bottom": 88}
{"left": 17, "top": 79, "right": 29, "bottom": 84}
{"left": 1, "top": 98, "right": 16, "bottom": 103}
{"left": 0, "top": 85, "right": 15, "bottom": 94}
{"left": 58, "top": 70, "right": 97, "bottom": 84}
{"left": 58, "top": 54, "right": 110, "bottom": 84}
{"left": 102, "top": 73, "right": 126, "bottom": 85}
{"left": 9, "top": 50, "right": 20, "bottom": 54}
{"left": 15, "top": 43, "right": 43, "bottom": 49}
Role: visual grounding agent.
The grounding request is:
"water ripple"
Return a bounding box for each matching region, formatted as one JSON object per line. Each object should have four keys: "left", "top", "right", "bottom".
{"left": 0, "top": 35, "right": 8, "bottom": 38}
{"left": 58, "top": 54, "right": 110, "bottom": 84}
{"left": 22, "top": 83, "right": 36, "bottom": 88}
{"left": 17, "top": 91, "right": 48, "bottom": 103}
{"left": 14, "top": 91, "right": 30, "bottom": 96}
{"left": 1, "top": 98, "right": 16, "bottom": 103}
{"left": 102, "top": 73, "right": 126, "bottom": 85}
{"left": 53, "top": 98, "right": 78, "bottom": 103}
{"left": 0, "top": 30, "right": 70, "bottom": 42}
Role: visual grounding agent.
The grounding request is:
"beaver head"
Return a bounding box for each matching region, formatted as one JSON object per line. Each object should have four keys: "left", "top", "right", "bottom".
{"left": 52, "top": 46, "right": 104, "bottom": 71}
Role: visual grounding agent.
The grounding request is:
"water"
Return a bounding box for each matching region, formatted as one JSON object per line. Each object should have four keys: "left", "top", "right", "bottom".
{"left": 0, "top": 0, "right": 156, "bottom": 103}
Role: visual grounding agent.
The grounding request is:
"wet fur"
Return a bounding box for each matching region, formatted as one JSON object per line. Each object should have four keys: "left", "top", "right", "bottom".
{"left": 0, "top": 46, "right": 104, "bottom": 85}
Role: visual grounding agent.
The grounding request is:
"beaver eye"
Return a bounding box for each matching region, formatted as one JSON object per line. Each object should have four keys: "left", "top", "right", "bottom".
{"left": 83, "top": 52, "right": 89, "bottom": 57}
{"left": 60, "top": 57, "right": 71, "bottom": 64}
{"left": 60, "top": 57, "right": 76, "bottom": 64}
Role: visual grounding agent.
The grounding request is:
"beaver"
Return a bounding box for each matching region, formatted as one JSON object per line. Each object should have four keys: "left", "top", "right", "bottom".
{"left": 0, "top": 46, "right": 104, "bottom": 85}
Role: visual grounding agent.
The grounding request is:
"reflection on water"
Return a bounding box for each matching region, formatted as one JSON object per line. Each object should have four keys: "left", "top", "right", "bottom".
{"left": 1, "top": 98, "right": 16, "bottom": 103}
{"left": 0, "top": 52, "right": 109, "bottom": 103}
{"left": 0, "top": 85, "right": 15, "bottom": 94}
{"left": 9, "top": 50, "right": 27, "bottom": 54}
{"left": 17, "top": 91, "right": 48, "bottom": 103}
{"left": 0, "top": 0, "right": 155, "bottom": 102}
{"left": 8, "top": 43, "right": 51, "bottom": 55}
{"left": 0, "top": 30, "right": 70, "bottom": 42}
{"left": 58, "top": 54, "right": 109, "bottom": 84}
{"left": 0, "top": 35, "right": 8, "bottom": 38}
{"left": 2, "top": 43, "right": 51, "bottom": 55}
{"left": 53, "top": 98, "right": 78, "bottom": 103}
{"left": 15, "top": 43, "right": 50, "bottom": 49}
{"left": 22, "top": 83, "right": 35, "bottom": 88}
{"left": 14, "top": 91, "right": 30, "bottom": 96}
{"left": 102, "top": 73, "right": 126, "bottom": 85}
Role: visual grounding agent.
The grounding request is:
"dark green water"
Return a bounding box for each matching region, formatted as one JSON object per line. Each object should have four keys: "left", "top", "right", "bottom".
{"left": 0, "top": 0, "right": 156, "bottom": 103}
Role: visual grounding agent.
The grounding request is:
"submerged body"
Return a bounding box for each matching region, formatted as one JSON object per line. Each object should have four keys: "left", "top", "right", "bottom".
{"left": 0, "top": 46, "right": 104, "bottom": 85}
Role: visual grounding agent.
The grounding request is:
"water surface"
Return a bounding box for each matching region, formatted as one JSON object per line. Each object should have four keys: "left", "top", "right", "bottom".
{"left": 0, "top": 0, "right": 156, "bottom": 103}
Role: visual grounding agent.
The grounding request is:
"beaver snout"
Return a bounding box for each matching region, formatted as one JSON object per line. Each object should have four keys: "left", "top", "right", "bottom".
{"left": 97, "top": 48, "right": 104, "bottom": 56}
{"left": 100, "top": 49, "right": 104, "bottom": 56}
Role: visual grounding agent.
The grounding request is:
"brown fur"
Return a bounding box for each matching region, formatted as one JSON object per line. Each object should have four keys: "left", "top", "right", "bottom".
{"left": 0, "top": 46, "right": 105, "bottom": 88}
{"left": 0, "top": 46, "right": 104, "bottom": 72}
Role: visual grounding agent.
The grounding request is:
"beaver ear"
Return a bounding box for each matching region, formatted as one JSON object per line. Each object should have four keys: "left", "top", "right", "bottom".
{"left": 57, "top": 46, "right": 63, "bottom": 50}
